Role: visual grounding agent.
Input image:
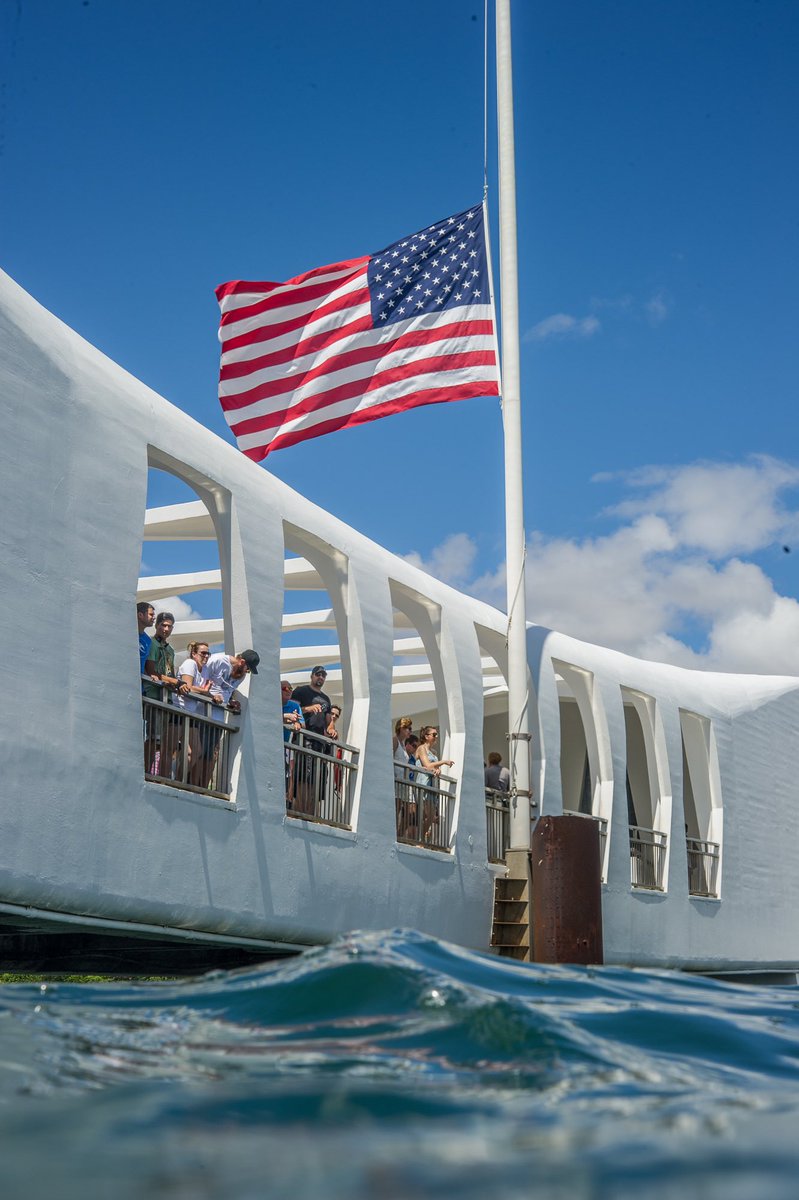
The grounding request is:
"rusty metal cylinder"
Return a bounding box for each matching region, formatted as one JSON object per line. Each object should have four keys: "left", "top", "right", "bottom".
{"left": 531, "top": 814, "right": 604, "bottom": 965}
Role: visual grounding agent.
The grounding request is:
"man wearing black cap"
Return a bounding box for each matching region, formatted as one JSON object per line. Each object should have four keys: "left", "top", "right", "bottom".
{"left": 290, "top": 666, "right": 334, "bottom": 814}
{"left": 291, "top": 666, "right": 331, "bottom": 736}
{"left": 205, "top": 649, "right": 260, "bottom": 716}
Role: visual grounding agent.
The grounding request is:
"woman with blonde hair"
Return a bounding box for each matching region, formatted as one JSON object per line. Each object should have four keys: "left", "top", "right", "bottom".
{"left": 393, "top": 716, "right": 413, "bottom": 753}
{"left": 175, "top": 642, "right": 215, "bottom": 787}
{"left": 393, "top": 716, "right": 414, "bottom": 781}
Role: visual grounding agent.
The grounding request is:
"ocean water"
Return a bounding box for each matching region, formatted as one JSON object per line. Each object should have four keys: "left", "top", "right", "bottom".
{"left": 1, "top": 932, "right": 799, "bottom": 1199}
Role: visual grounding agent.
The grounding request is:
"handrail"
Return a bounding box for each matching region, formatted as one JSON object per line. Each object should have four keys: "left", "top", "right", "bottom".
{"left": 485, "top": 787, "right": 509, "bottom": 863}
{"left": 394, "top": 763, "right": 456, "bottom": 851}
{"left": 140, "top": 675, "right": 239, "bottom": 721}
{"left": 142, "top": 690, "right": 239, "bottom": 799}
{"left": 285, "top": 726, "right": 359, "bottom": 828}
{"left": 628, "top": 824, "right": 667, "bottom": 890}
{"left": 288, "top": 726, "right": 360, "bottom": 757}
{"left": 686, "top": 836, "right": 720, "bottom": 898}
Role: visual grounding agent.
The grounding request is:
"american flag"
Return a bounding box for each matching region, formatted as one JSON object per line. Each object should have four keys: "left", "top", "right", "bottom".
{"left": 215, "top": 203, "right": 500, "bottom": 460}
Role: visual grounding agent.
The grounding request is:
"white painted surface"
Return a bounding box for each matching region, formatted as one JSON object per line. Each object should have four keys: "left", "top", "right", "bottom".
{"left": 3, "top": 267, "right": 799, "bottom": 969}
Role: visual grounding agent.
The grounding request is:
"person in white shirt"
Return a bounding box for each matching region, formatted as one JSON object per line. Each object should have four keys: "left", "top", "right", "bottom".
{"left": 175, "top": 642, "right": 215, "bottom": 787}
{"left": 204, "top": 649, "right": 260, "bottom": 721}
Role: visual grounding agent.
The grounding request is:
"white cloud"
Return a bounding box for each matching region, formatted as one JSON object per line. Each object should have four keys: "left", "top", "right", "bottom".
{"left": 151, "top": 595, "right": 202, "bottom": 624}
{"left": 524, "top": 313, "right": 600, "bottom": 342}
{"left": 645, "top": 289, "right": 670, "bottom": 325}
{"left": 404, "top": 532, "right": 478, "bottom": 587}
{"left": 412, "top": 456, "right": 799, "bottom": 675}
{"left": 606, "top": 457, "right": 799, "bottom": 556}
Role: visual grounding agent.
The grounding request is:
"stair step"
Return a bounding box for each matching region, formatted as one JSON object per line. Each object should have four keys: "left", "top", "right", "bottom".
{"left": 491, "top": 869, "right": 531, "bottom": 960}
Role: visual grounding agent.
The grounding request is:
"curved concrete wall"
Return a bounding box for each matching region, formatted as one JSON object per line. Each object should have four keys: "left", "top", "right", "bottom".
{"left": 3, "top": 268, "right": 799, "bottom": 969}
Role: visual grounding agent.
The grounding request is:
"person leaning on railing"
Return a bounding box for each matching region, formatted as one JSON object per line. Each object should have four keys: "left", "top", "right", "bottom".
{"left": 175, "top": 642, "right": 217, "bottom": 788}
{"left": 204, "top": 649, "right": 260, "bottom": 718}
{"left": 414, "top": 726, "right": 454, "bottom": 787}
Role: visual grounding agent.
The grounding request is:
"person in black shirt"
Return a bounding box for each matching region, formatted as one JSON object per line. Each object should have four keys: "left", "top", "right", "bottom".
{"left": 291, "top": 666, "right": 332, "bottom": 735}
{"left": 291, "top": 666, "right": 332, "bottom": 815}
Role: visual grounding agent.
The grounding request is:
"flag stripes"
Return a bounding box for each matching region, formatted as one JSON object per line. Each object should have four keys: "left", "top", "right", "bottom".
{"left": 216, "top": 204, "right": 499, "bottom": 459}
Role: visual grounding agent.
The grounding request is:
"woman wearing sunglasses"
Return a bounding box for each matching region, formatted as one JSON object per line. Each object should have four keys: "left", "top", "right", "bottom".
{"left": 175, "top": 642, "right": 216, "bottom": 788}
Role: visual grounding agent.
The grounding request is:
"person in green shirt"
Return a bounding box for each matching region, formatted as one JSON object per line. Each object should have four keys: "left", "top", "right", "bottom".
{"left": 143, "top": 612, "right": 189, "bottom": 778}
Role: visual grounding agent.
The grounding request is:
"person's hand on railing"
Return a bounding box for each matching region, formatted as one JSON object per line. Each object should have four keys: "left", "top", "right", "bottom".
{"left": 227, "top": 698, "right": 241, "bottom": 715}
{"left": 157, "top": 673, "right": 189, "bottom": 694}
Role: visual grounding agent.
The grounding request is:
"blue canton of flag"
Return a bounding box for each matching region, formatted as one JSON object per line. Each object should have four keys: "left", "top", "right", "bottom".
{"left": 368, "top": 204, "right": 491, "bottom": 326}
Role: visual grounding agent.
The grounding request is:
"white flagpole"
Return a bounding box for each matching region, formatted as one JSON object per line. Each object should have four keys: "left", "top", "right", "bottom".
{"left": 496, "top": 0, "right": 533, "bottom": 852}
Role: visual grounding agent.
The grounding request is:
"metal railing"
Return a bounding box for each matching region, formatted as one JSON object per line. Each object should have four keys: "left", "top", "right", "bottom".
{"left": 395, "top": 763, "right": 456, "bottom": 851}
{"left": 629, "top": 825, "right": 667, "bottom": 890}
{"left": 686, "top": 837, "right": 720, "bottom": 897}
{"left": 285, "top": 727, "right": 359, "bottom": 828}
{"left": 485, "top": 787, "right": 510, "bottom": 862}
{"left": 142, "top": 685, "right": 239, "bottom": 800}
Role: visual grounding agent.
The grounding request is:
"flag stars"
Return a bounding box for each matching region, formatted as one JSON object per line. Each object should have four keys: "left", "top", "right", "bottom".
{"left": 367, "top": 205, "right": 490, "bottom": 327}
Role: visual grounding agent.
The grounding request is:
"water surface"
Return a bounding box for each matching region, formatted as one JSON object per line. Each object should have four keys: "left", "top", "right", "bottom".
{"left": 2, "top": 930, "right": 798, "bottom": 1198}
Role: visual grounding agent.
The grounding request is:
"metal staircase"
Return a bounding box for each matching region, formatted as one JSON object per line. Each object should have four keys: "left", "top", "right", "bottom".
{"left": 490, "top": 869, "right": 531, "bottom": 961}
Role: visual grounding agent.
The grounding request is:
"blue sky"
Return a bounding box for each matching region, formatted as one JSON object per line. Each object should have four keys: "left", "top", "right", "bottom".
{"left": 3, "top": 0, "right": 799, "bottom": 671}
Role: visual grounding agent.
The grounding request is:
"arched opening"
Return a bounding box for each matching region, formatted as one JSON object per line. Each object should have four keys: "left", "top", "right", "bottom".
{"left": 138, "top": 455, "right": 240, "bottom": 800}
{"left": 390, "top": 581, "right": 454, "bottom": 851}
{"left": 554, "top": 660, "right": 612, "bottom": 881}
{"left": 680, "top": 710, "right": 722, "bottom": 897}
{"left": 622, "top": 688, "right": 672, "bottom": 890}
{"left": 280, "top": 523, "right": 360, "bottom": 828}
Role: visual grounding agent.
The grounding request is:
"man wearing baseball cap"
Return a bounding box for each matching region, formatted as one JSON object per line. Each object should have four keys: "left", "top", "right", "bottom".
{"left": 205, "top": 648, "right": 260, "bottom": 717}
{"left": 290, "top": 665, "right": 331, "bottom": 735}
